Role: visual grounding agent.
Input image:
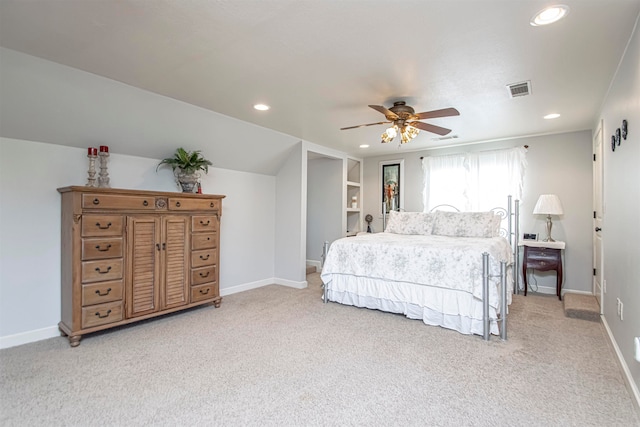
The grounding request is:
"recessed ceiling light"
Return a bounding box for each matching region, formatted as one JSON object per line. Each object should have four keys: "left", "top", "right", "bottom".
{"left": 253, "top": 104, "right": 270, "bottom": 111}
{"left": 359, "top": 144, "right": 370, "bottom": 148}
{"left": 530, "top": 5, "right": 570, "bottom": 26}
{"left": 544, "top": 113, "right": 561, "bottom": 119}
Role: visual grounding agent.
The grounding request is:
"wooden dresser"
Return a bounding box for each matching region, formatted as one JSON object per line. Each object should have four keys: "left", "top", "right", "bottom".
{"left": 58, "top": 186, "right": 225, "bottom": 347}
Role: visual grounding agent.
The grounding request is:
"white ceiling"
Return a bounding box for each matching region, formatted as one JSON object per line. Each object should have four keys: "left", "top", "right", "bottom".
{"left": 1, "top": 0, "right": 639, "bottom": 159}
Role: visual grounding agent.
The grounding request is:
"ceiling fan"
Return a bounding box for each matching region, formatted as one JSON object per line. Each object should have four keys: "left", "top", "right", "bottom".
{"left": 341, "top": 101, "right": 460, "bottom": 144}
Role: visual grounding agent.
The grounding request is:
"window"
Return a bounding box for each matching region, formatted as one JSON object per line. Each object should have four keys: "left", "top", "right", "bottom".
{"left": 422, "top": 146, "right": 527, "bottom": 212}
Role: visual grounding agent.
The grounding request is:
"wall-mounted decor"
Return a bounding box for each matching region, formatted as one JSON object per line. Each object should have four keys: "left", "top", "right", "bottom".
{"left": 382, "top": 163, "right": 400, "bottom": 213}
{"left": 616, "top": 128, "right": 621, "bottom": 146}
{"left": 611, "top": 135, "right": 616, "bottom": 152}
{"left": 622, "top": 119, "right": 628, "bottom": 140}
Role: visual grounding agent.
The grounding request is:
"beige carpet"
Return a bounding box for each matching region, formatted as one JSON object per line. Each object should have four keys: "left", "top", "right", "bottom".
{"left": 0, "top": 273, "right": 638, "bottom": 426}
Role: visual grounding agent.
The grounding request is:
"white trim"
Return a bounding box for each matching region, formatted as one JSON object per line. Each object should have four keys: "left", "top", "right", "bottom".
{"left": 273, "top": 277, "right": 308, "bottom": 289}
{"left": 601, "top": 316, "right": 640, "bottom": 411}
{"left": 220, "top": 278, "right": 275, "bottom": 296}
{"left": 306, "top": 259, "right": 322, "bottom": 270}
{"left": 0, "top": 326, "right": 60, "bottom": 349}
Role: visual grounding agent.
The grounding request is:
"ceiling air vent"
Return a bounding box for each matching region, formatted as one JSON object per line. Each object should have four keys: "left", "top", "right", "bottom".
{"left": 507, "top": 81, "right": 531, "bottom": 98}
{"left": 432, "top": 135, "right": 459, "bottom": 142}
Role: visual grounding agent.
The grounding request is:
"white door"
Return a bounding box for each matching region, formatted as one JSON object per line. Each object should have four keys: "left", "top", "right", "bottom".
{"left": 593, "top": 121, "right": 604, "bottom": 312}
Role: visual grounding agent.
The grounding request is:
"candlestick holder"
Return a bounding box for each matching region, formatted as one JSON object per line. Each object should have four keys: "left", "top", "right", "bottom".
{"left": 98, "top": 151, "right": 111, "bottom": 188}
{"left": 86, "top": 153, "right": 98, "bottom": 187}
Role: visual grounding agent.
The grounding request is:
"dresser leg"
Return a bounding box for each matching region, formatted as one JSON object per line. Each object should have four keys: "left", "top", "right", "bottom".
{"left": 213, "top": 297, "right": 222, "bottom": 308}
{"left": 68, "top": 335, "right": 82, "bottom": 347}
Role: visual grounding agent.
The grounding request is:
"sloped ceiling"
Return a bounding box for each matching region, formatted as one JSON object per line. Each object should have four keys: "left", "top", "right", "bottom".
{"left": 1, "top": 0, "right": 639, "bottom": 164}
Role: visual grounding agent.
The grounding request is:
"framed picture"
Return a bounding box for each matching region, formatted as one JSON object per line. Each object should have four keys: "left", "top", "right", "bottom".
{"left": 379, "top": 159, "right": 404, "bottom": 214}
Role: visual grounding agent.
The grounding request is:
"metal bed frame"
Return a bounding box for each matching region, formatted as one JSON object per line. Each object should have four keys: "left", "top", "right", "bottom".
{"left": 322, "top": 196, "right": 520, "bottom": 341}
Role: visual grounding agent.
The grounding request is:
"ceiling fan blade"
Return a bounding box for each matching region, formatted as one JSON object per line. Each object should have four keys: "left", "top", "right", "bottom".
{"left": 408, "top": 121, "right": 452, "bottom": 136}
{"left": 413, "top": 107, "right": 460, "bottom": 120}
{"left": 368, "top": 105, "right": 399, "bottom": 120}
{"left": 340, "top": 121, "right": 391, "bottom": 130}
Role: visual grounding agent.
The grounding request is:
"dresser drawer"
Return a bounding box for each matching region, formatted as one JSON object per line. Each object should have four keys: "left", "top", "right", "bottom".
{"left": 191, "top": 249, "right": 218, "bottom": 268}
{"left": 192, "top": 215, "right": 218, "bottom": 232}
{"left": 191, "top": 232, "right": 217, "bottom": 250}
{"left": 81, "top": 301, "right": 123, "bottom": 329}
{"left": 191, "top": 265, "right": 217, "bottom": 286}
{"left": 81, "top": 215, "right": 124, "bottom": 237}
{"left": 81, "top": 259, "right": 123, "bottom": 283}
{"left": 82, "top": 280, "right": 123, "bottom": 306}
{"left": 82, "top": 237, "right": 123, "bottom": 260}
{"left": 82, "top": 193, "right": 156, "bottom": 210}
{"left": 191, "top": 283, "right": 218, "bottom": 303}
{"left": 168, "top": 198, "right": 221, "bottom": 211}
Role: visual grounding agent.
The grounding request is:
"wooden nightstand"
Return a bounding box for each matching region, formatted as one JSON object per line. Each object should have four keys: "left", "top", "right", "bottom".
{"left": 521, "top": 241, "right": 566, "bottom": 300}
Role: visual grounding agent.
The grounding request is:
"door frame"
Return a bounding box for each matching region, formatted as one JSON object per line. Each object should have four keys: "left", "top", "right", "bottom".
{"left": 592, "top": 120, "right": 604, "bottom": 313}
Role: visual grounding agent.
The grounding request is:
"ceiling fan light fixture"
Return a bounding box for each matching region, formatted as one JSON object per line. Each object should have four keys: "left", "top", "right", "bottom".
{"left": 381, "top": 125, "right": 398, "bottom": 143}
{"left": 530, "top": 5, "right": 569, "bottom": 26}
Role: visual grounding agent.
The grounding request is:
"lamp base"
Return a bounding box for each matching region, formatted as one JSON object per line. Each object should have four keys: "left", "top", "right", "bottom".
{"left": 543, "top": 214, "right": 555, "bottom": 242}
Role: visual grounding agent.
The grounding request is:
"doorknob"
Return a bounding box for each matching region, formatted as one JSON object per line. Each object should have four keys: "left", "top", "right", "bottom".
{"left": 595, "top": 227, "right": 602, "bottom": 232}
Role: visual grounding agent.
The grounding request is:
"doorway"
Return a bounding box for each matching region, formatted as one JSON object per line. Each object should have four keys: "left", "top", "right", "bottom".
{"left": 306, "top": 152, "right": 342, "bottom": 272}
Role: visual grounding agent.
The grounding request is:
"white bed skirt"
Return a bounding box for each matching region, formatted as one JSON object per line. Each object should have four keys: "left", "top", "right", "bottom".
{"left": 325, "top": 274, "right": 501, "bottom": 336}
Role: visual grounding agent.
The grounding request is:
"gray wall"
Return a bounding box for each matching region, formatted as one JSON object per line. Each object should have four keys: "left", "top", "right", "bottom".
{"left": 306, "top": 156, "right": 343, "bottom": 264}
{"left": 596, "top": 18, "right": 639, "bottom": 395}
{"left": 362, "top": 130, "right": 593, "bottom": 295}
{"left": 0, "top": 137, "right": 277, "bottom": 344}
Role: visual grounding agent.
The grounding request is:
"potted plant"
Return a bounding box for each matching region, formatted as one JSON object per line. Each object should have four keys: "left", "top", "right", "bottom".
{"left": 157, "top": 148, "right": 213, "bottom": 193}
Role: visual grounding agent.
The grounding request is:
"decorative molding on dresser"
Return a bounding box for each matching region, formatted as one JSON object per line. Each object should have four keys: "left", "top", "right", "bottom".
{"left": 57, "top": 186, "right": 225, "bottom": 347}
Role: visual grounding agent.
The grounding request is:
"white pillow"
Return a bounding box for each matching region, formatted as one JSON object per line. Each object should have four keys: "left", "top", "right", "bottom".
{"left": 385, "top": 211, "right": 436, "bottom": 235}
{"left": 432, "top": 211, "right": 499, "bottom": 238}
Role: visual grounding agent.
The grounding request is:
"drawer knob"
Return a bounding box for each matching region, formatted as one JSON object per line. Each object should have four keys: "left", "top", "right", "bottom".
{"left": 200, "top": 220, "right": 210, "bottom": 226}
{"left": 199, "top": 288, "right": 210, "bottom": 295}
{"left": 210, "top": 202, "right": 214, "bottom": 208}
{"left": 95, "top": 222, "right": 112, "bottom": 230}
{"left": 95, "top": 266, "right": 112, "bottom": 274}
{"left": 95, "top": 244, "right": 112, "bottom": 252}
{"left": 95, "top": 309, "right": 112, "bottom": 319}
{"left": 95, "top": 288, "right": 112, "bottom": 297}
{"left": 93, "top": 198, "right": 100, "bottom": 205}
{"left": 176, "top": 201, "right": 181, "bottom": 207}
{"left": 199, "top": 271, "right": 210, "bottom": 278}
{"left": 143, "top": 200, "right": 149, "bottom": 207}
{"left": 200, "top": 254, "right": 210, "bottom": 260}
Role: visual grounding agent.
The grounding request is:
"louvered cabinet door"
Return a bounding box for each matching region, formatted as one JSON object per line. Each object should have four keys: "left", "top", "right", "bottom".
{"left": 126, "top": 216, "right": 161, "bottom": 318}
{"left": 161, "top": 216, "right": 190, "bottom": 309}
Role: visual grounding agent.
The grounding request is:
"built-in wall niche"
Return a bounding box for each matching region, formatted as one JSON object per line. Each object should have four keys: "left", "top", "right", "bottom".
{"left": 346, "top": 157, "right": 362, "bottom": 236}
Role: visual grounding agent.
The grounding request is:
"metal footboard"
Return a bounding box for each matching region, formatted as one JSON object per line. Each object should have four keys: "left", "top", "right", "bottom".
{"left": 482, "top": 252, "right": 508, "bottom": 341}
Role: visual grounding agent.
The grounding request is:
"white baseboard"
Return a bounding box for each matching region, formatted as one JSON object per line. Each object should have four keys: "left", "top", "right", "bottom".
{"left": 3, "top": 277, "right": 308, "bottom": 349}
{"left": 525, "top": 285, "right": 594, "bottom": 297}
{"left": 220, "top": 278, "right": 274, "bottom": 296}
{"left": 0, "top": 326, "right": 60, "bottom": 350}
{"left": 306, "top": 259, "right": 322, "bottom": 270}
{"left": 274, "top": 277, "right": 308, "bottom": 289}
{"left": 601, "top": 315, "right": 640, "bottom": 412}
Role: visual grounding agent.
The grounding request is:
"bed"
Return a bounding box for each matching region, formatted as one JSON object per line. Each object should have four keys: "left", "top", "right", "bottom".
{"left": 320, "top": 198, "right": 519, "bottom": 340}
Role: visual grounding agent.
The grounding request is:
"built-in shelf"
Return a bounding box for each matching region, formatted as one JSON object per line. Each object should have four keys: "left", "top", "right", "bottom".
{"left": 345, "top": 158, "right": 362, "bottom": 236}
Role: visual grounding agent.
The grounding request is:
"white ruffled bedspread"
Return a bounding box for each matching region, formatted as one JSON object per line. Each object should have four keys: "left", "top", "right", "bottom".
{"left": 320, "top": 232, "right": 513, "bottom": 335}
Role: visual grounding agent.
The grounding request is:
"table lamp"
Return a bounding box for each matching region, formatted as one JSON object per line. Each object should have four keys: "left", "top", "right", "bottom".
{"left": 533, "top": 194, "right": 564, "bottom": 242}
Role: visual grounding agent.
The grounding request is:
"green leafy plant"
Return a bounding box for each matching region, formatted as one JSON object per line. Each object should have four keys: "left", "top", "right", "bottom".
{"left": 157, "top": 148, "right": 212, "bottom": 175}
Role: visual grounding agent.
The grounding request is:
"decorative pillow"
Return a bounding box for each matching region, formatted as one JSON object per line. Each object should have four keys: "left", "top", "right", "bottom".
{"left": 491, "top": 213, "right": 503, "bottom": 237}
{"left": 432, "top": 211, "right": 499, "bottom": 238}
{"left": 385, "top": 211, "right": 436, "bottom": 235}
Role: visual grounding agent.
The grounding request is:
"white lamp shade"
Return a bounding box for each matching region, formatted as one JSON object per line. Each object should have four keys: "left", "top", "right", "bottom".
{"left": 533, "top": 194, "right": 564, "bottom": 215}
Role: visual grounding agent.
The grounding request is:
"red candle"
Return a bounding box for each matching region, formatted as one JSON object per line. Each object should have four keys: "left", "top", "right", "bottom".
{"left": 88, "top": 147, "right": 98, "bottom": 156}
{"left": 99, "top": 145, "right": 109, "bottom": 153}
